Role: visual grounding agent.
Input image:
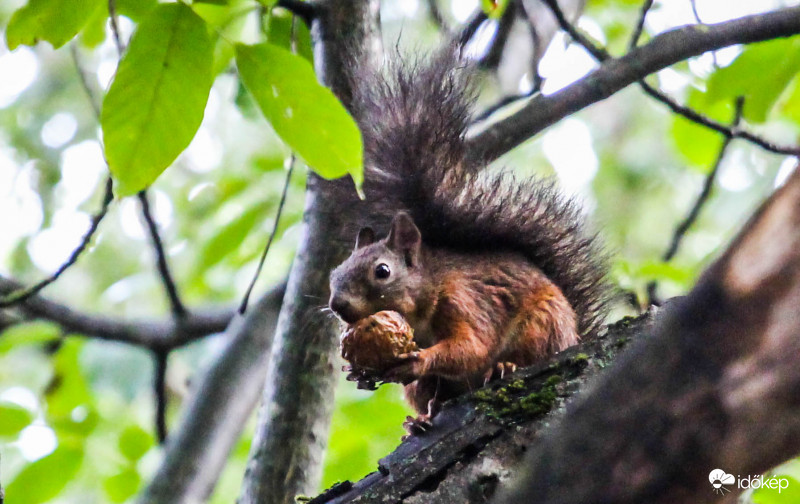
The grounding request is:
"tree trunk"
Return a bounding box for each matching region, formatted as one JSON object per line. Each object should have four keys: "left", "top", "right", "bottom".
{"left": 239, "top": 2, "right": 384, "bottom": 503}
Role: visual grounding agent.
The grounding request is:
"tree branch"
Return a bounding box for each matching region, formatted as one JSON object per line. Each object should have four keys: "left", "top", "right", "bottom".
{"left": 466, "top": 5, "right": 800, "bottom": 162}
{"left": 138, "top": 284, "right": 285, "bottom": 504}
{"left": 308, "top": 312, "right": 655, "bottom": 503}
{"left": 0, "top": 275, "right": 237, "bottom": 349}
{"left": 0, "top": 178, "right": 114, "bottom": 308}
{"left": 153, "top": 349, "right": 169, "bottom": 444}
{"left": 138, "top": 190, "right": 187, "bottom": 319}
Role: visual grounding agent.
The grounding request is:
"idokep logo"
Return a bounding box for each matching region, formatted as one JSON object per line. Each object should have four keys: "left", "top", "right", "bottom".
{"left": 709, "top": 469, "right": 791, "bottom": 495}
{"left": 709, "top": 469, "right": 736, "bottom": 495}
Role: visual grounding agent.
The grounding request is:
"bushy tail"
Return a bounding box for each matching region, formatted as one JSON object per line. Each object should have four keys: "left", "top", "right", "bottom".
{"left": 350, "top": 49, "right": 610, "bottom": 336}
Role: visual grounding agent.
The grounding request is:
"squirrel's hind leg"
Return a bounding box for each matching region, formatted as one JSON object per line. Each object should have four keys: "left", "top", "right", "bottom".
{"left": 506, "top": 282, "right": 580, "bottom": 364}
{"left": 402, "top": 378, "right": 442, "bottom": 438}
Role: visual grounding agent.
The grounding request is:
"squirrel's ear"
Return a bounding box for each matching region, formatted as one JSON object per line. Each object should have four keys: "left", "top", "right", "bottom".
{"left": 355, "top": 227, "right": 376, "bottom": 249}
{"left": 387, "top": 212, "right": 421, "bottom": 266}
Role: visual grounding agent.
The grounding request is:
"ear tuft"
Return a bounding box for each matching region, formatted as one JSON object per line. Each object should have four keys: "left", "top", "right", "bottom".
{"left": 355, "top": 227, "right": 376, "bottom": 249}
{"left": 387, "top": 212, "right": 421, "bottom": 266}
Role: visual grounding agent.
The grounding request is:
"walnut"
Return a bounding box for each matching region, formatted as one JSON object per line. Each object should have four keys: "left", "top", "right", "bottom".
{"left": 340, "top": 310, "right": 418, "bottom": 389}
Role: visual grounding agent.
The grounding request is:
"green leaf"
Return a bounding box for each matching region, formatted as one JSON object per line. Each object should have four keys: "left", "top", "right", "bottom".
{"left": 103, "top": 468, "right": 142, "bottom": 503}
{"left": 79, "top": 0, "right": 158, "bottom": 47}
{"left": 116, "top": 0, "right": 158, "bottom": 21}
{"left": 234, "top": 77, "right": 260, "bottom": 119}
{"left": 670, "top": 87, "right": 730, "bottom": 170}
{"left": 5, "top": 0, "right": 103, "bottom": 50}
{"left": 636, "top": 261, "right": 693, "bottom": 286}
{"left": 102, "top": 3, "right": 215, "bottom": 196}
{"left": 706, "top": 37, "right": 800, "bottom": 123}
{"left": 119, "top": 424, "right": 154, "bottom": 462}
{"left": 79, "top": 3, "right": 108, "bottom": 48}
{"left": 780, "top": 76, "right": 800, "bottom": 125}
{"left": 46, "top": 339, "right": 92, "bottom": 420}
{"left": 752, "top": 476, "right": 800, "bottom": 504}
{"left": 481, "top": 0, "right": 510, "bottom": 19}
{"left": 194, "top": 203, "right": 265, "bottom": 274}
{"left": 235, "top": 42, "right": 363, "bottom": 187}
{"left": 0, "top": 402, "right": 35, "bottom": 437}
{"left": 265, "top": 9, "right": 313, "bottom": 63}
{"left": 0, "top": 321, "right": 60, "bottom": 354}
{"left": 6, "top": 447, "right": 83, "bottom": 504}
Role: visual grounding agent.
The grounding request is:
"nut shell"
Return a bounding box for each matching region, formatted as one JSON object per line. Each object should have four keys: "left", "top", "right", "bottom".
{"left": 341, "top": 311, "right": 418, "bottom": 374}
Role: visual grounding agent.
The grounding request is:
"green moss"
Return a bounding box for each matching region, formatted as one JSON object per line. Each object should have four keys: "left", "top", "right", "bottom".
{"left": 572, "top": 353, "right": 589, "bottom": 365}
{"left": 608, "top": 315, "right": 638, "bottom": 331}
{"left": 614, "top": 337, "right": 630, "bottom": 348}
{"left": 473, "top": 374, "right": 562, "bottom": 420}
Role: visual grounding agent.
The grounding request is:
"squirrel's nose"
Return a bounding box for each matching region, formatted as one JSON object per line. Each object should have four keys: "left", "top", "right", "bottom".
{"left": 330, "top": 295, "right": 357, "bottom": 323}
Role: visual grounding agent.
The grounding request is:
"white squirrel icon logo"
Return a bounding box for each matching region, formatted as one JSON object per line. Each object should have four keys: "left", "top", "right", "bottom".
{"left": 709, "top": 469, "right": 735, "bottom": 495}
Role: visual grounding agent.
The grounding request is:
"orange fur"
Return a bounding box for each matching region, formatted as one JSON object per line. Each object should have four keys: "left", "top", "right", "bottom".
{"left": 402, "top": 258, "right": 579, "bottom": 414}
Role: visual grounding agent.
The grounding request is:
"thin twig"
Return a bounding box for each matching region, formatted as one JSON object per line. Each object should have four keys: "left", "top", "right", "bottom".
{"left": 479, "top": 1, "right": 517, "bottom": 69}
{"left": 474, "top": 91, "right": 537, "bottom": 122}
{"left": 0, "top": 178, "right": 114, "bottom": 308}
{"left": 70, "top": 45, "right": 102, "bottom": 117}
{"left": 239, "top": 155, "right": 296, "bottom": 314}
{"left": 456, "top": 10, "right": 489, "bottom": 49}
{"left": 137, "top": 191, "right": 188, "bottom": 319}
{"left": 629, "top": 0, "right": 654, "bottom": 49}
{"left": 426, "top": 0, "right": 451, "bottom": 34}
{"left": 541, "top": 0, "right": 606, "bottom": 59}
{"left": 153, "top": 349, "right": 169, "bottom": 444}
{"left": 474, "top": 0, "right": 552, "bottom": 120}
{"left": 647, "top": 97, "right": 746, "bottom": 305}
{"left": 518, "top": 0, "right": 544, "bottom": 93}
{"left": 689, "top": 0, "right": 719, "bottom": 68}
{"left": 541, "top": 0, "right": 800, "bottom": 157}
{"left": 108, "top": 0, "right": 125, "bottom": 57}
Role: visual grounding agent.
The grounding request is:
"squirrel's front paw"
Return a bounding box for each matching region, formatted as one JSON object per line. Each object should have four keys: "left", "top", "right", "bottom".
{"left": 384, "top": 351, "right": 428, "bottom": 384}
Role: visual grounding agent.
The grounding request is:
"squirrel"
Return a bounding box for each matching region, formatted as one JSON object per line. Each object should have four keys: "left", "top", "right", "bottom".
{"left": 328, "top": 49, "right": 610, "bottom": 432}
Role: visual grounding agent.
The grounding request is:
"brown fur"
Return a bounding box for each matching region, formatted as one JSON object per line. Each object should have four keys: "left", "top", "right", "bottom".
{"left": 329, "top": 49, "right": 609, "bottom": 419}
{"left": 330, "top": 214, "right": 578, "bottom": 414}
{"left": 403, "top": 249, "right": 578, "bottom": 412}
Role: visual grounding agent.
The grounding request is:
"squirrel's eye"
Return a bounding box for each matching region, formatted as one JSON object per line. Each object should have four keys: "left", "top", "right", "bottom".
{"left": 374, "top": 263, "right": 391, "bottom": 280}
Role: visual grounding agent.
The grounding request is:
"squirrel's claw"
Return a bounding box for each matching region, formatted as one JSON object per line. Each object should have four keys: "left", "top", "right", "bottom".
{"left": 496, "top": 361, "right": 518, "bottom": 379}
{"left": 484, "top": 361, "right": 519, "bottom": 385}
{"left": 402, "top": 414, "right": 433, "bottom": 439}
{"left": 384, "top": 351, "right": 426, "bottom": 384}
{"left": 396, "top": 351, "right": 421, "bottom": 361}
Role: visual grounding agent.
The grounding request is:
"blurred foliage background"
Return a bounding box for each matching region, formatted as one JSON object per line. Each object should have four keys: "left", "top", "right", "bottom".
{"left": 1, "top": 0, "right": 800, "bottom": 503}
